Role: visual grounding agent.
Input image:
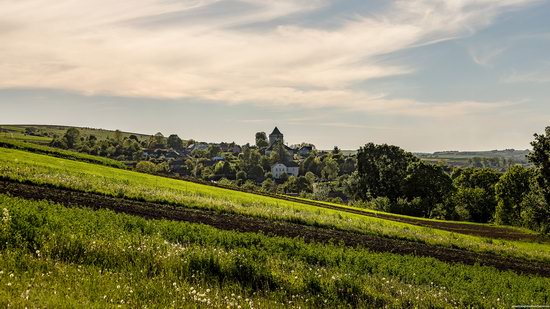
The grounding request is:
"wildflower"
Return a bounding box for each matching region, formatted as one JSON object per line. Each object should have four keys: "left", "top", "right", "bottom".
{"left": 2, "top": 208, "right": 9, "bottom": 224}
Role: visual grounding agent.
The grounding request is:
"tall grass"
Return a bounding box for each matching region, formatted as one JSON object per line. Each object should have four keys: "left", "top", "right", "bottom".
{"left": 1, "top": 147, "right": 550, "bottom": 263}
{"left": 1, "top": 195, "right": 549, "bottom": 307}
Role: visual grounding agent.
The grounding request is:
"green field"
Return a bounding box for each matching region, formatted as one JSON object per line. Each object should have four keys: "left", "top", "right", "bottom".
{"left": 0, "top": 137, "right": 127, "bottom": 168}
{"left": 0, "top": 124, "right": 151, "bottom": 141}
{"left": 1, "top": 147, "right": 549, "bottom": 264}
{"left": 1, "top": 195, "right": 549, "bottom": 307}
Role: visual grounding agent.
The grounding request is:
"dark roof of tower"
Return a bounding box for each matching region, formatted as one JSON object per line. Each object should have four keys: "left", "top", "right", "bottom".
{"left": 270, "top": 127, "right": 282, "bottom": 136}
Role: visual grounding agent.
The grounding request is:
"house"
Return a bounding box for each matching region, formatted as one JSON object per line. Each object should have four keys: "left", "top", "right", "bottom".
{"left": 142, "top": 149, "right": 181, "bottom": 160}
{"left": 271, "top": 161, "right": 299, "bottom": 179}
{"left": 299, "top": 145, "right": 315, "bottom": 157}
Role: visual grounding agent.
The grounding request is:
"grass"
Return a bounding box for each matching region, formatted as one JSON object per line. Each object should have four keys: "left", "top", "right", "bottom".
{"left": 0, "top": 132, "right": 52, "bottom": 144}
{"left": 0, "top": 124, "right": 150, "bottom": 141}
{"left": 0, "top": 137, "right": 127, "bottom": 169}
{"left": 1, "top": 195, "right": 549, "bottom": 307}
{"left": 1, "top": 147, "right": 550, "bottom": 264}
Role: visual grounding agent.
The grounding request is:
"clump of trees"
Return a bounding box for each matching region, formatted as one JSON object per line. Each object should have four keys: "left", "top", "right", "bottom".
{"left": 349, "top": 128, "right": 550, "bottom": 233}
{"left": 51, "top": 128, "right": 144, "bottom": 161}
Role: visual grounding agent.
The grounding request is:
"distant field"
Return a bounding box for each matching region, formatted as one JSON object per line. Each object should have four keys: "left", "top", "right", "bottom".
{"left": 0, "top": 132, "right": 52, "bottom": 144}
{"left": 1, "top": 147, "right": 549, "bottom": 263}
{"left": 0, "top": 124, "right": 151, "bottom": 141}
{"left": 2, "top": 195, "right": 549, "bottom": 307}
{"left": 0, "top": 137, "right": 126, "bottom": 168}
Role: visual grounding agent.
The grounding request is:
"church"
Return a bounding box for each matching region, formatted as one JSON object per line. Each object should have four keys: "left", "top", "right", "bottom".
{"left": 264, "top": 127, "right": 295, "bottom": 156}
{"left": 265, "top": 127, "right": 300, "bottom": 179}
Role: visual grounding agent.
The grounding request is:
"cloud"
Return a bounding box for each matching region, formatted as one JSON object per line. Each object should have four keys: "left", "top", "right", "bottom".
{"left": 0, "top": 0, "right": 538, "bottom": 116}
{"left": 500, "top": 68, "right": 550, "bottom": 84}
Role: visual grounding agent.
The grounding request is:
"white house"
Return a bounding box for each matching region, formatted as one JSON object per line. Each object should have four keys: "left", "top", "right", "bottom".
{"left": 271, "top": 162, "right": 299, "bottom": 179}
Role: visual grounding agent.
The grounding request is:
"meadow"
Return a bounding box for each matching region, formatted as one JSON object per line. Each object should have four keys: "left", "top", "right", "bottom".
{"left": 1, "top": 195, "right": 549, "bottom": 308}
{"left": 1, "top": 147, "right": 549, "bottom": 263}
{"left": 0, "top": 137, "right": 127, "bottom": 168}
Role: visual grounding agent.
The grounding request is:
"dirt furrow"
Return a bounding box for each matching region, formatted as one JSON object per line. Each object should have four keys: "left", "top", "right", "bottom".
{"left": 1, "top": 179, "right": 549, "bottom": 277}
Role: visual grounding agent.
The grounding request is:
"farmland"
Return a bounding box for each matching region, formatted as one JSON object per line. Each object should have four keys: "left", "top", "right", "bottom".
{"left": 1, "top": 147, "right": 549, "bottom": 263}
{"left": 1, "top": 195, "right": 550, "bottom": 307}
{"left": 1, "top": 146, "right": 550, "bottom": 307}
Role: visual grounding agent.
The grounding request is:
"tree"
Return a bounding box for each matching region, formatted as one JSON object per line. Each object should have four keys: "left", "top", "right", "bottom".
{"left": 247, "top": 165, "right": 265, "bottom": 182}
{"left": 495, "top": 165, "right": 532, "bottom": 225}
{"left": 451, "top": 168, "right": 500, "bottom": 223}
{"left": 403, "top": 161, "right": 453, "bottom": 217}
{"left": 529, "top": 126, "right": 550, "bottom": 206}
{"left": 236, "top": 171, "right": 247, "bottom": 182}
{"left": 148, "top": 132, "right": 166, "bottom": 149}
{"left": 214, "top": 161, "right": 235, "bottom": 179}
{"left": 301, "top": 155, "right": 322, "bottom": 176}
{"left": 136, "top": 161, "right": 158, "bottom": 174}
{"left": 63, "top": 128, "right": 81, "bottom": 149}
{"left": 207, "top": 144, "right": 221, "bottom": 158}
{"left": 167, "top": 134, "right": 183, "bottom": 149}
{"left": 452, "top": 187, "right": 494, "bottom": 222}
{"left": 114, "top": 129, "right": 123, "bottom": 143}
{"left": 321, "top": 158, "right": 339, "bottom": 180}
{"left": 255, "top": 132, "right": 269, "bottom": 148}
{"left": 356, "top": 143, "right": 417, "bottom": 201}
{"left": 269, "top": 142, "right": 290, "bottom": 164}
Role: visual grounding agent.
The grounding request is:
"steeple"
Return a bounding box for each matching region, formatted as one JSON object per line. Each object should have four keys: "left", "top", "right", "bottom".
{"left": 269, "top": 126, "right": 284, "bottom": 146}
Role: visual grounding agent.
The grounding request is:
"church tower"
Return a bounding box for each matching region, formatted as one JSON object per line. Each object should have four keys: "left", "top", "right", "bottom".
{"left": 269, "top": 127, "right": 284, "bottom": 146}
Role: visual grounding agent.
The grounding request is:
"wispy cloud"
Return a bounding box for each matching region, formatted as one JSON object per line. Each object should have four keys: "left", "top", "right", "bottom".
{"left": 500, "top": 68, "right": 550, "bottom": 84}
{"left": 0, "top": 0, "right": 538, "bottom": 116}
{"left": 468, "top": 45, "right": 509, "bottom": 67}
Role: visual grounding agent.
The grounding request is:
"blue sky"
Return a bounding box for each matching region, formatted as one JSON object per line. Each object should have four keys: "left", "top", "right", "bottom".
{"left": 1, "top": 0, "right": 549, "bottom": 151}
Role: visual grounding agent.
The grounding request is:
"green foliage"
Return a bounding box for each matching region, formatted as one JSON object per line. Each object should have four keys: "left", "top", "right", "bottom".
{"left": 236, "top": 170, "right": 247, "bottom": 182}
{"left": 148, "top": 132, "right": 167, "bottom": 149}
{"left": 167, "top": 134, "right": 183, "bottom": 149}
{"left": 214, "top": 161, "right": 235, "bottom": 179}
{"left": 135, "top": 161, "right": 159, "bottom": 174}
{"left": 269, "top": 142, "right": 290, "bottom": 165}
{"left": 529, "top": 126, "right": 550, "bottom": 206}
{"left": 356, "top": 143, "right": 417, "bottom": 201}
{"left": 255, "top": 132, "right": 268, "bottom": 148}
{"left": 403, "top": 162, "right": 453, "bottom": 217}
{"left": 0, "top": 137, "right": 126, "bottom": 168}
{"left": 495, "top": 165, "right": 532, "bottom": 225}
{"left": 2, "top": 195, "right": 550, "bottom": 307}
{"left": 63, "top": 127, "right": 81, "bottom": 149}
{"left": 451, "top": 168, "right": 500, "bottom": 223}
{"left": 207, "top": 144, "right": 221, "bottom": 158}
{"left": 321, "top": 158, "right": 339, "bottom": 180}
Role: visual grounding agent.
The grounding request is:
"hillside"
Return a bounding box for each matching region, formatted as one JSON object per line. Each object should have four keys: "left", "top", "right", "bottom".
{"left": 1, "top": 146, "right": 550, "bottom": 307}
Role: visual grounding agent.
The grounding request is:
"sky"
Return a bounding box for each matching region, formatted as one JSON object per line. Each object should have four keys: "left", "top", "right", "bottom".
{"left": 1, "top": 0, "right": 549, "bottom": 151}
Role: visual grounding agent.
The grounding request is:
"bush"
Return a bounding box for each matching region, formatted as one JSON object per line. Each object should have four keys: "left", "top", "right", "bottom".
{"left": 136, "top": 161, "right": 158, "bottom": 174}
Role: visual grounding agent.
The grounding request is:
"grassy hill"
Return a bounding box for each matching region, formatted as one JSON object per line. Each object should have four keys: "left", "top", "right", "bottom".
{"left": 0, "top": 124, "right": 151, "bottom": 144}
{"left": 0, "top": 141, "right": 549, "bottom": 306}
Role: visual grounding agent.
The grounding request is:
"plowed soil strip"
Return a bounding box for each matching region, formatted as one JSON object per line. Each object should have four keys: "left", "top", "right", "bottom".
{"left": 180, "top": 177, "right": 542, "bottom": 241}
{"left": 1, "top": 179, "right": 549, "bottom": 277}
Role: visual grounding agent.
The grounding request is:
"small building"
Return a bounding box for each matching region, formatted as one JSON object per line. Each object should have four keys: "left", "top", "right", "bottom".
{"left": 271, "top": 162, "right": 299, "bottom": 179}
{"left": 299, "top": 145, "right": 314, "bottom": 157}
